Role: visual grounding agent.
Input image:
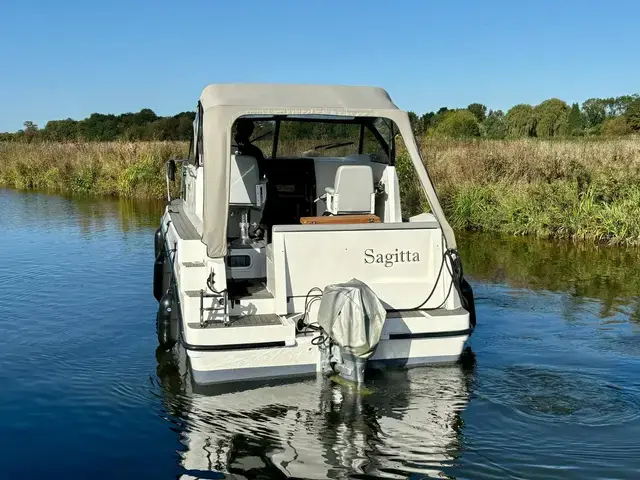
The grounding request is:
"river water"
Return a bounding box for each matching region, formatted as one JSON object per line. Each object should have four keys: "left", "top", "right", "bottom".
{"left": 1, "top": 187, "right": 639, "bottom": 479}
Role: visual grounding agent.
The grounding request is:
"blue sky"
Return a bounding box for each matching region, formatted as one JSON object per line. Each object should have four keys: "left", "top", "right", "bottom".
{"left": 1, "top": 0, "right": 639, "bottom": 131}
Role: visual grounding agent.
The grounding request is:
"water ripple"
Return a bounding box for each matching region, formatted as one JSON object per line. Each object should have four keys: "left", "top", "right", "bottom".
{"left": 478, "top": 364, "right": 640, "bottom": 427}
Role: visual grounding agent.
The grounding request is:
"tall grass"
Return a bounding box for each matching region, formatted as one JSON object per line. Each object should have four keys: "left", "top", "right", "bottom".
{"left": 0, "top": 141, "right": 187, "bottom": 198}
{"left": 2, "top": 137, "right": 640, "bottom": 245}
{"left": 398, "top": 137, "right": 640, "bottom": 245}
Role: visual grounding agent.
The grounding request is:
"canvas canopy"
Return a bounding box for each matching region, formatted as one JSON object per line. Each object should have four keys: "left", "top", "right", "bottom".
{"left": 200, "top": 83, "right": 455, "bottom": 257}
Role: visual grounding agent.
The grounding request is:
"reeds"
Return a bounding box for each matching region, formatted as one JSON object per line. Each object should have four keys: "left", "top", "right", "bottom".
{"left": 414, "top": 137, "right": 640, "bottom": 245}
{"left": 0, "top": 141, "right": 187, "bottom": 198}
{"left": 2, "top": 137, "right": 640, "bottom": 245}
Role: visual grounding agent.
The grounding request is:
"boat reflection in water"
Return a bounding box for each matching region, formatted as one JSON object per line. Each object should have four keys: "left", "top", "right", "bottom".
{"left": 156, "top": 348, "right": 475, "bottom": 479}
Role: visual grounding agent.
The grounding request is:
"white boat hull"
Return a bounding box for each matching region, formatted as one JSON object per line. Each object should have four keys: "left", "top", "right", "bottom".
{"left": 186, "top": 328, "right": 469, "bottom": 385}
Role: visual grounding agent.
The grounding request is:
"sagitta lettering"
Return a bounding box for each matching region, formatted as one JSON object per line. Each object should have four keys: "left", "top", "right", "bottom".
{"left": 364, "top": 248, "right": 420, "bottom": 267}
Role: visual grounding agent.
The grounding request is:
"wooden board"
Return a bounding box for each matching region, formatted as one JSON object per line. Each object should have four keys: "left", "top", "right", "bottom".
{"left": 300, "top": 214, "right": 380, "bottom": 225}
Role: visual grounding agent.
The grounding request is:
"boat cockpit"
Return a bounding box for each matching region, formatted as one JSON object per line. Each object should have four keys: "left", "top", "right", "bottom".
{"left": 218, "top": 114, "right": 403, "bottom": 293}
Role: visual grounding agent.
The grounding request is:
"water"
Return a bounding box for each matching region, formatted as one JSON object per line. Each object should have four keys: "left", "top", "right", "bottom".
{"left": 1, "top": 188, "right": 639, "bottom": 479}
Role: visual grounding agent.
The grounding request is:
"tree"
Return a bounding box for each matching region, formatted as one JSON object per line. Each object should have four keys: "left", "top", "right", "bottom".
{"left": 566, "top": 103, "right": 585, "bottom": 136}
{"left": 604, "top": 95, "right": 639, "bottom": 117}
{"left": 582, "top": 98, "right": 607, "bottom": 129}
{"left": 432, "top": 110, "right": 480, "bottom": 138}
{"left": 601, "top": 116, "right": 631, "bottom": 136}
{"left": 22, "top": 121, "right": 39, "bottom": 142}
{"left": 420, "top": 112, "right": 435, "bottom": 133}
{"left": 407, "top": 111, "right": 421, "bottom": 136}
{"left": 534, "top": 99, "right": 569, "bottom": 138}
{"left": 467, "top": 103, "right": 487, "bottom": 123}
{"left": 625, "top": 98, "right": 640, "bottom": 132}
{"left": 505, "top": 104, "right": 536, "bottom": 137}
{"left": 81, "top": 113, "right": 120, "bottom": 141}
{"left": 483, "top": 110, "right": 507, "bottom": 139}
{"left": 44, "top": 119, "right": 79, "bottom": 141}
{"left": 175, "top": 112, "right": 196, "bottom": 141}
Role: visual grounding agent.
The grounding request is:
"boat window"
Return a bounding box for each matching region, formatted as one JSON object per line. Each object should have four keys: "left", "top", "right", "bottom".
{"left": 231, "top": 120, "right": 276, "bottom": 159}
{"left": 362, "top": 118, "right": 394, "bottom": 164}
{"left": 230, "top": 115, "right": 396, "bottom": 163}
{"left": 275, "top": 120, "right": 361, "bottom": 158}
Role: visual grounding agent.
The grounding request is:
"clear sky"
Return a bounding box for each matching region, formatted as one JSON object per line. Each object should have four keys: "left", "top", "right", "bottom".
{"left": 1, "top": 0, "right": 639, "bottom": 132}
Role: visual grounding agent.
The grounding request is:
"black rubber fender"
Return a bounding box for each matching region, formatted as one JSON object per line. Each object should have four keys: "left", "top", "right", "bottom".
{"left": 157, "top": 289, "right": 178, "bottom": 350}
{"left": 461, "top": 277, "right": 476, "bottom": 329}
{"left": 154, "top": 227, "right": 164, "bottom": 258}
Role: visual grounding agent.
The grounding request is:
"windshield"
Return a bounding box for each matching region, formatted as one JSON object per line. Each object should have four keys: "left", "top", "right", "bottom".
{"left": 231, "top": 115, "right": 394, "bottom": 163}
{"left": 277, "top": 120, "right": 360, "bottom": 158}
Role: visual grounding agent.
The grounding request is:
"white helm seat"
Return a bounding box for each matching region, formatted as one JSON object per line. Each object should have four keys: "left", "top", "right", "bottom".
{"left": 325, "top": 165, "right": 375, "bottom": 215}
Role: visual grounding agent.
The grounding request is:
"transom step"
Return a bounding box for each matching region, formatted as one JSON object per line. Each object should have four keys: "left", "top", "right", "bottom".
{"left": 187, "top": 314, "right": 281, "bottom": 329}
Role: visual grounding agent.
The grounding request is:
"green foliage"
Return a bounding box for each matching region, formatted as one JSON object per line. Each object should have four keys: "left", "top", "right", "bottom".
{"left": 443, "top": 179, "right": 640, "bottom": 246}
{"left": 1, "top": 92, "right": 638, "bottom": 143}
{"left": 483, "top": 110, "right": 507, "bottom": 139}
{"left": 604, "top": 95, "right": 639, "bottom": 116}
{"left": 44, "top": 119, "right": 79, "bottom": 141}
{"left": 23, "top": 121, "right": 38, "bottom": 133}
{"left": 534, "top": 98, "right": 569, "bottom": 138}
{"left": 467, "top": 103, "right": 487, "bottom": 123}
{"left": 582, "top": 98, "right": 607, "bottom": 128}
{"left": 601, "top": 116, "right": 631, "bottom": 136}
{"left": 408, "top": 111, "right": 420, "bottom": 136}
{"left": 505, "top": 104, "right": 536, "bottom": 137}
{"left": 1, "top": 110, "right": 196, "bottom": 143}
{"left": 581, "top": 95, "right": 640, "bottom": 132}
{"left": 626, "top": 98, "right": 640, "bottom": 131}
{"left": 22, "top": 121, "right": 39, "bottom": 143}
{"left": 432, "top": 110, "right": 480, "bottom": 138}
{"left": 395, "top": 148, "right": 430, "bottom": 217}
{"left": 566, "top": 103, "right": 585, "bottom": 136}
{"left": 420, "top": 112, "right": 435, "bottom": 133}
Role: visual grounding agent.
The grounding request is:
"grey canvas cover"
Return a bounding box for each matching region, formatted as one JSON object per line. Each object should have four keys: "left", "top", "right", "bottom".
{"left": 317, "top": 278, "right": 387, "bottom": 359}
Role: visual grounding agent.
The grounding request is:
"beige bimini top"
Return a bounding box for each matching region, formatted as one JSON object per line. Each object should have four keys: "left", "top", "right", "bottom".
{"left": 198, "top": 83, "right": 454, "bottom": 257}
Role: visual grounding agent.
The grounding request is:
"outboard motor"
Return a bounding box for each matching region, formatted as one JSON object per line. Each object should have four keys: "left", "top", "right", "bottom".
{"left": 317, "top": 279, "right": 386, "bottom": 384}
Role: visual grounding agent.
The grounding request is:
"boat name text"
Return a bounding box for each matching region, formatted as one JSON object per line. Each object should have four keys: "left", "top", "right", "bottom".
{"left": 364, "top": 248, "right": 420, "bottom": 267}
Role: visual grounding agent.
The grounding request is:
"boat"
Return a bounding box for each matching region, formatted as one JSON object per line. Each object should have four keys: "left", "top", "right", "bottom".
{"left": 153, "top": 83, "right": 476, "bottom": 386}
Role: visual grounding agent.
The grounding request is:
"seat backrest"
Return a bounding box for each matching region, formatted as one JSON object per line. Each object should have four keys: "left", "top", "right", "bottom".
{"left": 332, "top": 164, "right": 374, "bottom": 214}
{"left": 229, "top": 154, "right": 259, "bottom": 206}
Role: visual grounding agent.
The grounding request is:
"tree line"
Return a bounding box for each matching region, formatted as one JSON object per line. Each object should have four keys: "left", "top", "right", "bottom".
{"left": 1, "top": 93, "right": 639, "bottom": 143}
{"left": 0, "top": 109, "right": 195, "bottom": 143}
{"left": 408, "top": 94, "right": 640, "bottom": 139}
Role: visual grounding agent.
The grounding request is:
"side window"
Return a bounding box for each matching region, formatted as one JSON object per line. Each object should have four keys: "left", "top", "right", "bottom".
{"left": 361, "top": 118, "right": 393, "bottom": 164}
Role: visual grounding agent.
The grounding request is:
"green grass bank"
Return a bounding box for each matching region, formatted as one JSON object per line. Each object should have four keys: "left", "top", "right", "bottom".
{"left": 2, "top": 138, "right": 640, "bottom": 245}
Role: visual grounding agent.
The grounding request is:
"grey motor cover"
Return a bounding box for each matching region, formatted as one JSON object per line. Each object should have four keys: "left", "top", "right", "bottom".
{"left": 317, "top": 278, "right": 387, "bottom": 359}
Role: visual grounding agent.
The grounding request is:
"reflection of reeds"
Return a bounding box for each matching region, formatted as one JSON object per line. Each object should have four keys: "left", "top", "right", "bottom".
{"left": 458, "top": 230, "right": 640, "bottom": 319}
{"left": 2, "top": 137, "right": 640, "bottom": 244}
